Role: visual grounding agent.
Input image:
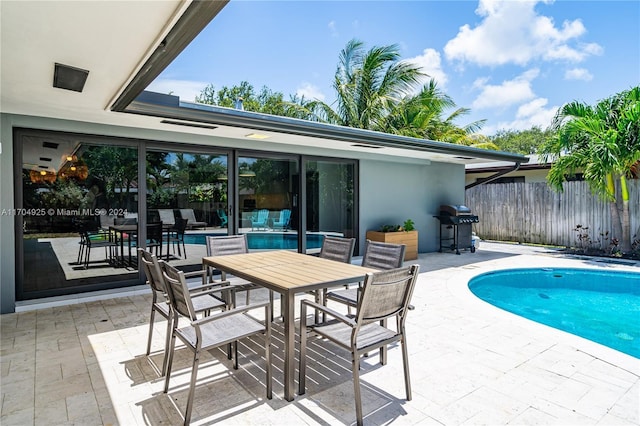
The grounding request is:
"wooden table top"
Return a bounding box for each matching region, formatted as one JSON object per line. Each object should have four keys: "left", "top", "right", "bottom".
{"left": 203, "top": 250, "right": 377, "bottom": 293}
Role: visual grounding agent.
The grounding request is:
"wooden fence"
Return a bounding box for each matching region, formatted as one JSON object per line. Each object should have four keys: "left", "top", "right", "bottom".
{"left": 465, "top": 180, "right": 640, "bottom": 249}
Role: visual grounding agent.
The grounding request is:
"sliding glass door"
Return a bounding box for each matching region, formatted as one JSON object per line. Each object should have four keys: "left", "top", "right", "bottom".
{"left": 237, "top": 155, "right": 299, "bottom": 250}
{"left": 146, "top": 149, "right": 229, "bottom": 270}
{"left": 305, "top": 159, "right": 357, "bottom": 254}
{"left": 18, "top": 130, "right": 139, "bottom": 299}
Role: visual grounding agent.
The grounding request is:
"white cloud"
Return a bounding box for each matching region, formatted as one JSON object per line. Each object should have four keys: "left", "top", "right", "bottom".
{"left": 444, "top": 0, "right": 602, "bottom": 66}
{"left": 296, "top": 82, "right": 325, "bottom": 101}
{"left": 472, "top": 69, "right": 539, "bottom": 109}
{"left": 565, "top": 67, "right": 593, "bottom": 81}
{"left": 483, "top": 97, "right": 559, "bottom": 134}
{"left": 328, "top": 20, "right": 338, "bottom": 37}
{"left": 146, "top": 78, "right": 209, "bottom": 102}
{"left": 405, "top": 48, "right": 448, "bottom": 89}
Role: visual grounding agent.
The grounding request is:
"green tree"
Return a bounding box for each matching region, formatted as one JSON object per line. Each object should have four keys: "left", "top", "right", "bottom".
{"left": 304, "top": 39, "right": 424, "bottom": 130}
{"left": 383, "top": 79, "right": 486, "bottom": 143}
{"left": 491, "top": 127, "right": 554, "bottom": 154}
{"left": 196, "top": 81, "right": 292, "bottom": 116}
{"left": 540, "top": 86, "right": 640, "bottom": 252}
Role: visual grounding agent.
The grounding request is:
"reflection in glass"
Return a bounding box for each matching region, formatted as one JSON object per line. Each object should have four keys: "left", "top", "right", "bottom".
{"left": 238, "top": 156, "right": 299, "bottom": 250}
{"left": 21, "top": 136, "right": 139, "bottom": 299}
{"left": 306, "top": 160, "right": 356, "bottom": 253}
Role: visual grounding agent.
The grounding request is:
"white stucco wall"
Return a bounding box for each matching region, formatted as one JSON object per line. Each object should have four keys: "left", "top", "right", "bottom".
{"left": 359, "top": 159, "right": 465, "bottom": 255}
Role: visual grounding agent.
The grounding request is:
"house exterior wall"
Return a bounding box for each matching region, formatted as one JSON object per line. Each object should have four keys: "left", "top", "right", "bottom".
{"left": 359, "top": 159, "right": 465, "bottom": 254}
{"left": 0, "top": 112, "right": 466, "bottom": 313}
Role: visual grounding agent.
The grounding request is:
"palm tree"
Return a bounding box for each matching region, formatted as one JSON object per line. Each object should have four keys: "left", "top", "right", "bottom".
{"left": 540, "top": 86, "right": 640, "bottom": 252}
{"left": 382, "top": 79, "right": 487, "bottom": 143}
{"left": 303, "top": 39, "right": 425, "bottom": 130}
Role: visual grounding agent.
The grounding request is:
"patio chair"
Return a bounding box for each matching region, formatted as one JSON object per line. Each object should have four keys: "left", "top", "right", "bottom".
{"left": 179, "top": 209, "right": 207, "bottom": 229}
{"left": 272, "top": 209, "right": 291, "bottom": 230}
{"left": 77, "top": 220, "right": 117, "bottom": 269}
{"left": 162, "top": 262, "right": 272, "bottom": 426}
{"left": 167, "top": 217, "right": 188, "bottom": 259}
{"left": 311, "top": 236, "right": 356, "bottom": 321}
{"left": 251, "top": 209, "right": 270, "bottom": 230}
{"left": 205, "top": 235, "right": 276, "bottom": 314}
{"left": 157, "top": 209, "right": 176, "bottom": 227}
{"left": 324, "top": 239, "right": 406, "bottom": 312}
{"left": 299, "top": 264, "right": 420, "bottom": 426}
{"left": 138, "top": 249, "right": 227, "bottom": 376}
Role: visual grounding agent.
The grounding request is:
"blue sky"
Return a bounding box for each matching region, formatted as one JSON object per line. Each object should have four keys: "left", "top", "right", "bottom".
{"left": 149, "top": 0, "right": 640, "bottom": 136}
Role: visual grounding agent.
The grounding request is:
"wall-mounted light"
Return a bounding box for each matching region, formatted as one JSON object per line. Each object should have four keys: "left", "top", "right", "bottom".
{"left": 245, "top": 133, "right": 269, "bottom": 140}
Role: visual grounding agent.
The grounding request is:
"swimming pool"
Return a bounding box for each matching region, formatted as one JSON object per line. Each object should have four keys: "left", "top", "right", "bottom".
{"left": 468, "top": 268, "right": 640, "bottom": 358}
{"left": 183, "top": 232, "right": 325, "bottom": 250}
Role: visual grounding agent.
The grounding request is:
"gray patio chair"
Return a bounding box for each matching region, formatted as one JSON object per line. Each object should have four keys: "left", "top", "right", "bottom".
{"left": 167, "top": 217, "right": 188, "bottom": 259}
{"left": 299, "top": 264, "right": 420, "bottom": 426}
{"left": 162, "top": 262, "right": 272, "bottom": 426}
{"left": 138, "top": 249, "right": 228, "bottom": 376}
{"left": 312, "top": 236, "right": 355, "bottom": 321}
{"left": 324, "top": 239, "right": 405, "bottom": 312}
{"left": 205, "top": 234, "right": 277, "bottom": 312}
{"left": 179, "top": 208, "right": 207, "bottom": 229}
{"left": 77, "top": 220, "right": 117, "bottom": 269}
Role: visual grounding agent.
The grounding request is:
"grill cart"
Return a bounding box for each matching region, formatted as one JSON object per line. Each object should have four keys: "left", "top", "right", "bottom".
{"left": 434, "top": 204, "right": 479, "bottom": 254}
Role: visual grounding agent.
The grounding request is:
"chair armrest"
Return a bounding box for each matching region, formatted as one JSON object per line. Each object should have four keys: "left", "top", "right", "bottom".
{"left": 191, "top": 300, "right": 271, "bottom": 326}
{"left": 188, "top": 280, "right": 232, "bottom": 298}
{"left": 301, "top": 299, "right": 356, "bottom": 327}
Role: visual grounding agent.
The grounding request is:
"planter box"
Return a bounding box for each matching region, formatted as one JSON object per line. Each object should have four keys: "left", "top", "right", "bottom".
{"left": 365, "top": 230, "right": 418, "bottom": 260}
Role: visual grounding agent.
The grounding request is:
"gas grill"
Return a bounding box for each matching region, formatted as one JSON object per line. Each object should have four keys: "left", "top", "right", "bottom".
{"left": 434, "top": 205, "right": 479, "bottom": 254}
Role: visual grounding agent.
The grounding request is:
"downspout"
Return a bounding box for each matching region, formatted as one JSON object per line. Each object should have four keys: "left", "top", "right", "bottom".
{"left": 465, "top": 162, "right": 521, "bottom": 189}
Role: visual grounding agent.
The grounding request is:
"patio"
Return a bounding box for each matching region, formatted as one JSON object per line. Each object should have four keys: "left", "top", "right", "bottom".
{"left": 1, "top": 242, "right": 638, "bottom": 425}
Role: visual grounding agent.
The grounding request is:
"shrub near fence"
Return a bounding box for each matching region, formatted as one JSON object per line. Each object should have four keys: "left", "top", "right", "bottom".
{"left": 465, "top": 180, "right": 640, "bottom": 249}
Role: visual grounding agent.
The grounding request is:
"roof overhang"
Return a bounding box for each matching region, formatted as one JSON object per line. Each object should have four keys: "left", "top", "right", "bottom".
{"left": 2, "top": 0, "right": 527, "bottom": 167}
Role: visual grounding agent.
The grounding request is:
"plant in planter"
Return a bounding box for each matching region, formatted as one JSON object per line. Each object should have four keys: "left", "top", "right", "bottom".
{"left": 366, "top": 219, "right": 418, "bottom": 260}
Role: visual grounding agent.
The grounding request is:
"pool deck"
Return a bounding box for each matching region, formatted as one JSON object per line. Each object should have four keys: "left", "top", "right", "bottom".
{"left": 1, "top": 242, "right": 639, "bottom": 425}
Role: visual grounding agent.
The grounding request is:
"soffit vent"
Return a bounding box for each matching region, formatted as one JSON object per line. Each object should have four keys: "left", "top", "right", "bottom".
{"left": 53, "top": 63, "right": 89, "bottom": 92}
{"left": 160, "top": 119, "right": 218, "bottom": 130}
{"left": 42, "top": 141, "right": 59, "bottom": 149}
{"left": 351, "top": 143, "right": 383, "bottom": 149}
{"left": 39, "top": 157, "right": 52, "bottom": 162}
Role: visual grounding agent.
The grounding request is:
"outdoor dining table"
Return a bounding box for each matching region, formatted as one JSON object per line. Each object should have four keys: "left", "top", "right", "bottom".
{"left": 202, "top": 249, "right": 377, "bottom": 401}
{"left": 109, "top": 223, "right": 172, "bottom": 267}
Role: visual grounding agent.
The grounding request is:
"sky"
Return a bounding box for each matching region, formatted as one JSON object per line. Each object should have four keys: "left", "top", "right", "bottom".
{"left": 148, "top": 0, "right": 640, "bottom": 136}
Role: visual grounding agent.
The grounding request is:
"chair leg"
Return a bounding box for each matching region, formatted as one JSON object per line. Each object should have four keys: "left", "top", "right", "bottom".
{"left": 401, "top": 336, "right": 412, "bottom": 401}
{"left": 298, "top": 302, "right": 307, "bottom": 395}
{"left": 183, "top": 349, "right": 201, "bottom": 426}
{"left": 352, "top": 353, "right": 364, "bottom": 426}
{"left": 162, "top": 313, "right": 173, "bottom": 376}
{"left": 146, "top": 306, "right": 156, "bottom": 356}
{"left": 163, "top": 331, "right": 177, "bottom": 393}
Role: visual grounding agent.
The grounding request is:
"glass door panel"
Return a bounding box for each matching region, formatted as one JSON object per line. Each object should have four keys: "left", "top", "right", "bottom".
{"left": 305, "top": 160, "right": 356, "bottom": 254}
{"left": 146, "top": 150, "right": 228, "bottom": 270}
{"left": 20, "top": 134, "right": 138, "bottom": 299}
{"left": 237, "top": 156, "right": 299, "bottom": 250}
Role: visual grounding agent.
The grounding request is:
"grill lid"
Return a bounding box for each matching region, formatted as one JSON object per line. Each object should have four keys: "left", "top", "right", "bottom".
{"left": 439, "top": 204, "right": 472, "bottom": 216}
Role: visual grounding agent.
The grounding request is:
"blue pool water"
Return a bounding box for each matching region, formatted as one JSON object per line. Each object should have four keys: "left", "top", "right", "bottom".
{"left": 183, "top": 233, "right": 324, "bottom": 250}
{"left": 468, "top": 268, "right": 640, "bottom": 358}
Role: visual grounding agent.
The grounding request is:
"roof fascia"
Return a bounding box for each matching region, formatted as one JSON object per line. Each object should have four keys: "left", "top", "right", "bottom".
{"left": 110, "top": 0, "right": 228, "bottom": 112}
{"left": 125, "top": 98, "right": 530, "bottom": 164}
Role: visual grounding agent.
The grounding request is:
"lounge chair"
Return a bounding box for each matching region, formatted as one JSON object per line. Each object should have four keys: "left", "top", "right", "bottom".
{"left": 217, "top": 208, "right": 228, "bottom": 227}
{"left": 251, "top": 209, "right": 270, "bottom": 230}
{"left": 157, "top": 209, "right": 176, "bottom": 227}
{"left": 179, "top": 209, "right": 207, "bottom": 229}
{"left": 272, "top": 209, "right": 291, "bottom": 230}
